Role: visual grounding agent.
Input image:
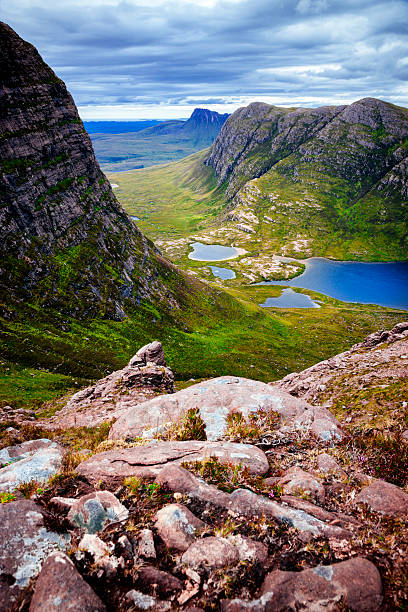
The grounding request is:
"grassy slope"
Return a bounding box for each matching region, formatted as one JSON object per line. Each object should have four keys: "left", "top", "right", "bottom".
{"left": 108, "top": 150, "right": 225, "bottom": 240}
{"left": 1, "top": 283, "right": 405, "bottom": 411}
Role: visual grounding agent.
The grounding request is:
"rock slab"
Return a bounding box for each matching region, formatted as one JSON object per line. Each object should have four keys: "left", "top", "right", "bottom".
{"left": 67, "top": 491, "right": 129, "bottom": 533}
{"left": 29, "top": 551, "right": 106, "bottom": 611}
{"left": 76, "top": 440, "right": 269, "bottom": 486}
{"left": 0, "top": 500, "right": 70, "bottom": 611}
{"left": 0, "top": 439, "right": 64, "bottom": 492}
{"left": 108, "top": 376, "right": 343, "bottom": 442}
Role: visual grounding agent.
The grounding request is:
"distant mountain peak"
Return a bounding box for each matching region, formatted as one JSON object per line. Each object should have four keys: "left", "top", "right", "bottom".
{"left": 188, "top": 108, "right": 229, "bottom": 124}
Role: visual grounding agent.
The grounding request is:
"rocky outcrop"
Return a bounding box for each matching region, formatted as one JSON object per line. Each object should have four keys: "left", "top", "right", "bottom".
{"left": 270, "top": 321, "right": 408, "bottom": 406}
{"left": 46, "top": 341, "right": 174, "bottom": 429}
{"left": 108, "top": 375, "right": 344, "bottom": 442}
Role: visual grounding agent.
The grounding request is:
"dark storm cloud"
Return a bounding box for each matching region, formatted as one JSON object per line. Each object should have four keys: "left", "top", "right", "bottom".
{"left": 1, "top": 0, "right": 408, "bottom": 117}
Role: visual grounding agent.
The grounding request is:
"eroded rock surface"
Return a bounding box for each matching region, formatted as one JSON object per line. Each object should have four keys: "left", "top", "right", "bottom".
{"left": 155, "top": 503, "right": 206, "bottom": 552}
{"left": 0, "top": 500, "right": 70, "bottom": 610}
{"left": 109, "top": 376, "right": 343, "bottom": 442}
{"left": 0, "top": 439, "right": 64, "bottom": 492}
{"left": 260, "top": 557, "right": 383, "bottom": 611}
{"left": 46, "top": 342, "right": 174, "bottom": 429}
{"left": 271, "top": 322, "right": 408, "bottom": 407}
{"left": 29, "top": 551, "right": 106, "bottom": 611}
{"left": 67, "top": 491, "right": 129, "bottom": 533}
{"left": 76, "top": 440, "right": 269, "bottom": 486}
{"left": 182, "top": 536, "right": 240, "bottom": 569}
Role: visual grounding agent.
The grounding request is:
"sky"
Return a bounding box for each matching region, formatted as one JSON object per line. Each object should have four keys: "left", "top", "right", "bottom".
{"left": 2, "top": 0, "right": 408, "bottom": 119}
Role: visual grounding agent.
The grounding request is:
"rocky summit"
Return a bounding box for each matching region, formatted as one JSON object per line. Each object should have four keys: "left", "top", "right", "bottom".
{"left": 0, "top": 324, "right": 407, "bottom": 610}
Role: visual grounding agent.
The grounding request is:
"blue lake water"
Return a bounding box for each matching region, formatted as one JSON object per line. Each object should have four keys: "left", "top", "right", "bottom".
{"left": 209, "top": 266, "right": 236, "bottom": 280}
{"left": 130, "top": 215, "right": 140, "bottom": 221}
{"left": 257, "top": 258, "right": 408, "bottom": 310}
{"left": 260, "top": 288, "right": 320, "bottom": 309}
{"left": 188, "top": 242, "right": 240, "bottom": 261}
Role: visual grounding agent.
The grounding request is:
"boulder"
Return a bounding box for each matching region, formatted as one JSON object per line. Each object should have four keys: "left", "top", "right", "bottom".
{"left": 67, "top": 491, "right": 129, "bottom": 533}
{"left": 45, "top": 342, "right": 174, "bottom": 430}
{"left": 260, "top": 557, "right": 383, "bottom": 611}
{"left": 227, "top": 534, "right": 268, "bottom": 564}
{"left": 76, "top": 441, "right": 269, "bottom": 487}
{"left": 137, "top": 528, "right": 156, "bottom": 560}
{"left": 108, "top": 376, "right": 343, "bottom": 442}
{"left": 316, "top": 453, "right": 347, "bottom": 478}
{"left": 354, "top": 479, "right": 408, "bottom": 517}
{"left": 29, "top": 551, "right": 106, "bottom": 611}
{"left": 182, "top": 536, "right": 240, "bottom": 569}
{"left": 155, "top": 504, "right": 206, "bottom": 552}
{"left": 136, "top": 566, "right": 184, "bottom": 597}
{"left": 277, "top": 466, "right": 325, "bottom": 503}
{"left": 0, "top": 500, "right": 70, "bottom": 610}
{"left": 77, "top": 534, "right": 119, "bottom": 578}
{"left": 135, "top": 340, "right": 167, "bottom": 366}
{"left": 0, "top": 439, "right": 64, "bottom": 492}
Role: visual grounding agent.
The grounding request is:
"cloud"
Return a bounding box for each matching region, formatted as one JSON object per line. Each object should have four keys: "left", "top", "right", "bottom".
{"left": 1, "top": 0, "right": 407, "bottom": 118}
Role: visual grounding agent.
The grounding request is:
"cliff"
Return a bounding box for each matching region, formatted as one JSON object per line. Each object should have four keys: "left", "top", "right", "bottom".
{"left": 0, "top": 22, "right": 189, "bottom": 320}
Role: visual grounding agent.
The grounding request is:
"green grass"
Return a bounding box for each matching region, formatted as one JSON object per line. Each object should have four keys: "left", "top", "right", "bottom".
{"left": 107, "top": 149, "right": 225, "bottom": 240}
{"left": 0, "top": 285, "right": 405, "bottom": 411}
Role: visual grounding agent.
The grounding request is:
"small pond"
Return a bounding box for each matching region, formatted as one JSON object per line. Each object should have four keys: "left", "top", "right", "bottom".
{"left": 130, "top": 215, "right": 140, "bottom": 221}
{"left": 188, "top": 242, "right": 240, "bottom": 261}
{"left": 260, "top": 288, "right": 320, "bottom": 309}
{"left": 257, "top": 258, "right": 408, "bottom": 310}
{"left": 209, "top": 266, "right": 236, "bottom": 280}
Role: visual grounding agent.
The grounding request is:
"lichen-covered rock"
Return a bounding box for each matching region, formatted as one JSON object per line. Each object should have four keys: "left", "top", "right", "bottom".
{"left": 155, "top": 464, "right": 231, "bottom": 507}
{"left": 0, "top": 500, "right": 70, "bottom": 611}
{"left": 182, "top": 536, "right": 240, "bottom": 569}
{"left": 137, "top": 528, "right": 156, "bottom": 559}
{"left": 67, "top": 491, "right": 129, "bottom": 533}
{"left": 109, "top": 376, "right": 343, "bottom": 442}
{"left": 126, "top": 590, "right": 171, "bottom": 611}
{"left": 29, "top": 551, "right": 106, "bottom": 611}
{"left": 354, "top": 479, "right": 408, "bottom": 517}
{"left": 76, "top": 440, "right": 269, "bottom": 487}
{"left": 260, "top": 557, "right": 383, "bottom": 611}
{"left": 316, "top": 453, "right": 347, "bottom": 478}
{"left": 136, "top": 566, "right": 184, "bottom": 598}
{"left": 155, "top": 504, "right": 206, "bottom": 552}
{"left": 227, "top": 534, "right": 268, "bottom": 564}
{"left": 0, "top": 439, "right": 64, "bottom": 491}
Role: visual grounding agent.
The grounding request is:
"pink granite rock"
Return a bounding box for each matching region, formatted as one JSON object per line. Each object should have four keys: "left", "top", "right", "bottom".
{"left": 29, "top": 551, "right": 106, "bottom": 611}
{"left": 260, "top": 557, "right": 383, "bottom": 611}
{"left": 108, "top": 376, "right": 343, "bottom": 442}
{"left": 155, "top": 504, "right": 206, "bottom": 552}
{"left": 67, "top": 491, "right": 129, "bottom": 533}
{"left": 277, "top": 466, "right": 325, "bottom": 503}
{"left": 182, "top": 536, "right": 240, "bottom": 569}
{"left": 354, "top": 479, "right": 408, "bottom": 517}
{"left": 76, "top": 440, "right": 268, "bottom": 487}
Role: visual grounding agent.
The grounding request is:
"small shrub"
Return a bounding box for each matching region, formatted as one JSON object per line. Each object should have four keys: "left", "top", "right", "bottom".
{"left": 0, "top": 492, "right": 16, "bottom": 503}
{"left": 17, "top": 479, "right": 43, "bottom": 498}
{"left": 124, "top": 476, "right": 143, "bottom": 495}
{"left": 157, "top": 407, "right": 206, "bottom": 441}
{"left": 225, "top": 409, "right": 280, "bottom": 443}
{"left": 182, "top": 456, "right": 263, "bottom": 493}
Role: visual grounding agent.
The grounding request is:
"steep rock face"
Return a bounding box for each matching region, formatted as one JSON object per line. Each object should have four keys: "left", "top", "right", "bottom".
{"left": 0, "top": 22, "right": 185, "bottom": 319}
{"left": 180, "top": 108, "right": 229, "bottom": 144}
{"left": 206, "top": 97, "right": 408, "bottom": 200}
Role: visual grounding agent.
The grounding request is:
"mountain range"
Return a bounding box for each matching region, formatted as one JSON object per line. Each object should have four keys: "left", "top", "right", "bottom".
{"left": 90, "top": 108, "right": 229, "bottom": 171}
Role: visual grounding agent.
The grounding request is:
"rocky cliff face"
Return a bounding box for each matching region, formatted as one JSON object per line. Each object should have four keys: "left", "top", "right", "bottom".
{"left": 181, "top": 108, "right": 229, "bottom": 142}
{"left": 0, "top": 22, "right": 187, "bottom": 320}
{"left": 206, "top": 98, "right": 408, "bottom": 200}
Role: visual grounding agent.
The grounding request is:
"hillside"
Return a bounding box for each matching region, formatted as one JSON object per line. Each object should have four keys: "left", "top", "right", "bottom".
{"left": 112, "top": 98, "right": 408, "bottom": 265}
{"left": 90, "top": 108, "right": 229, "bottom": 172}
